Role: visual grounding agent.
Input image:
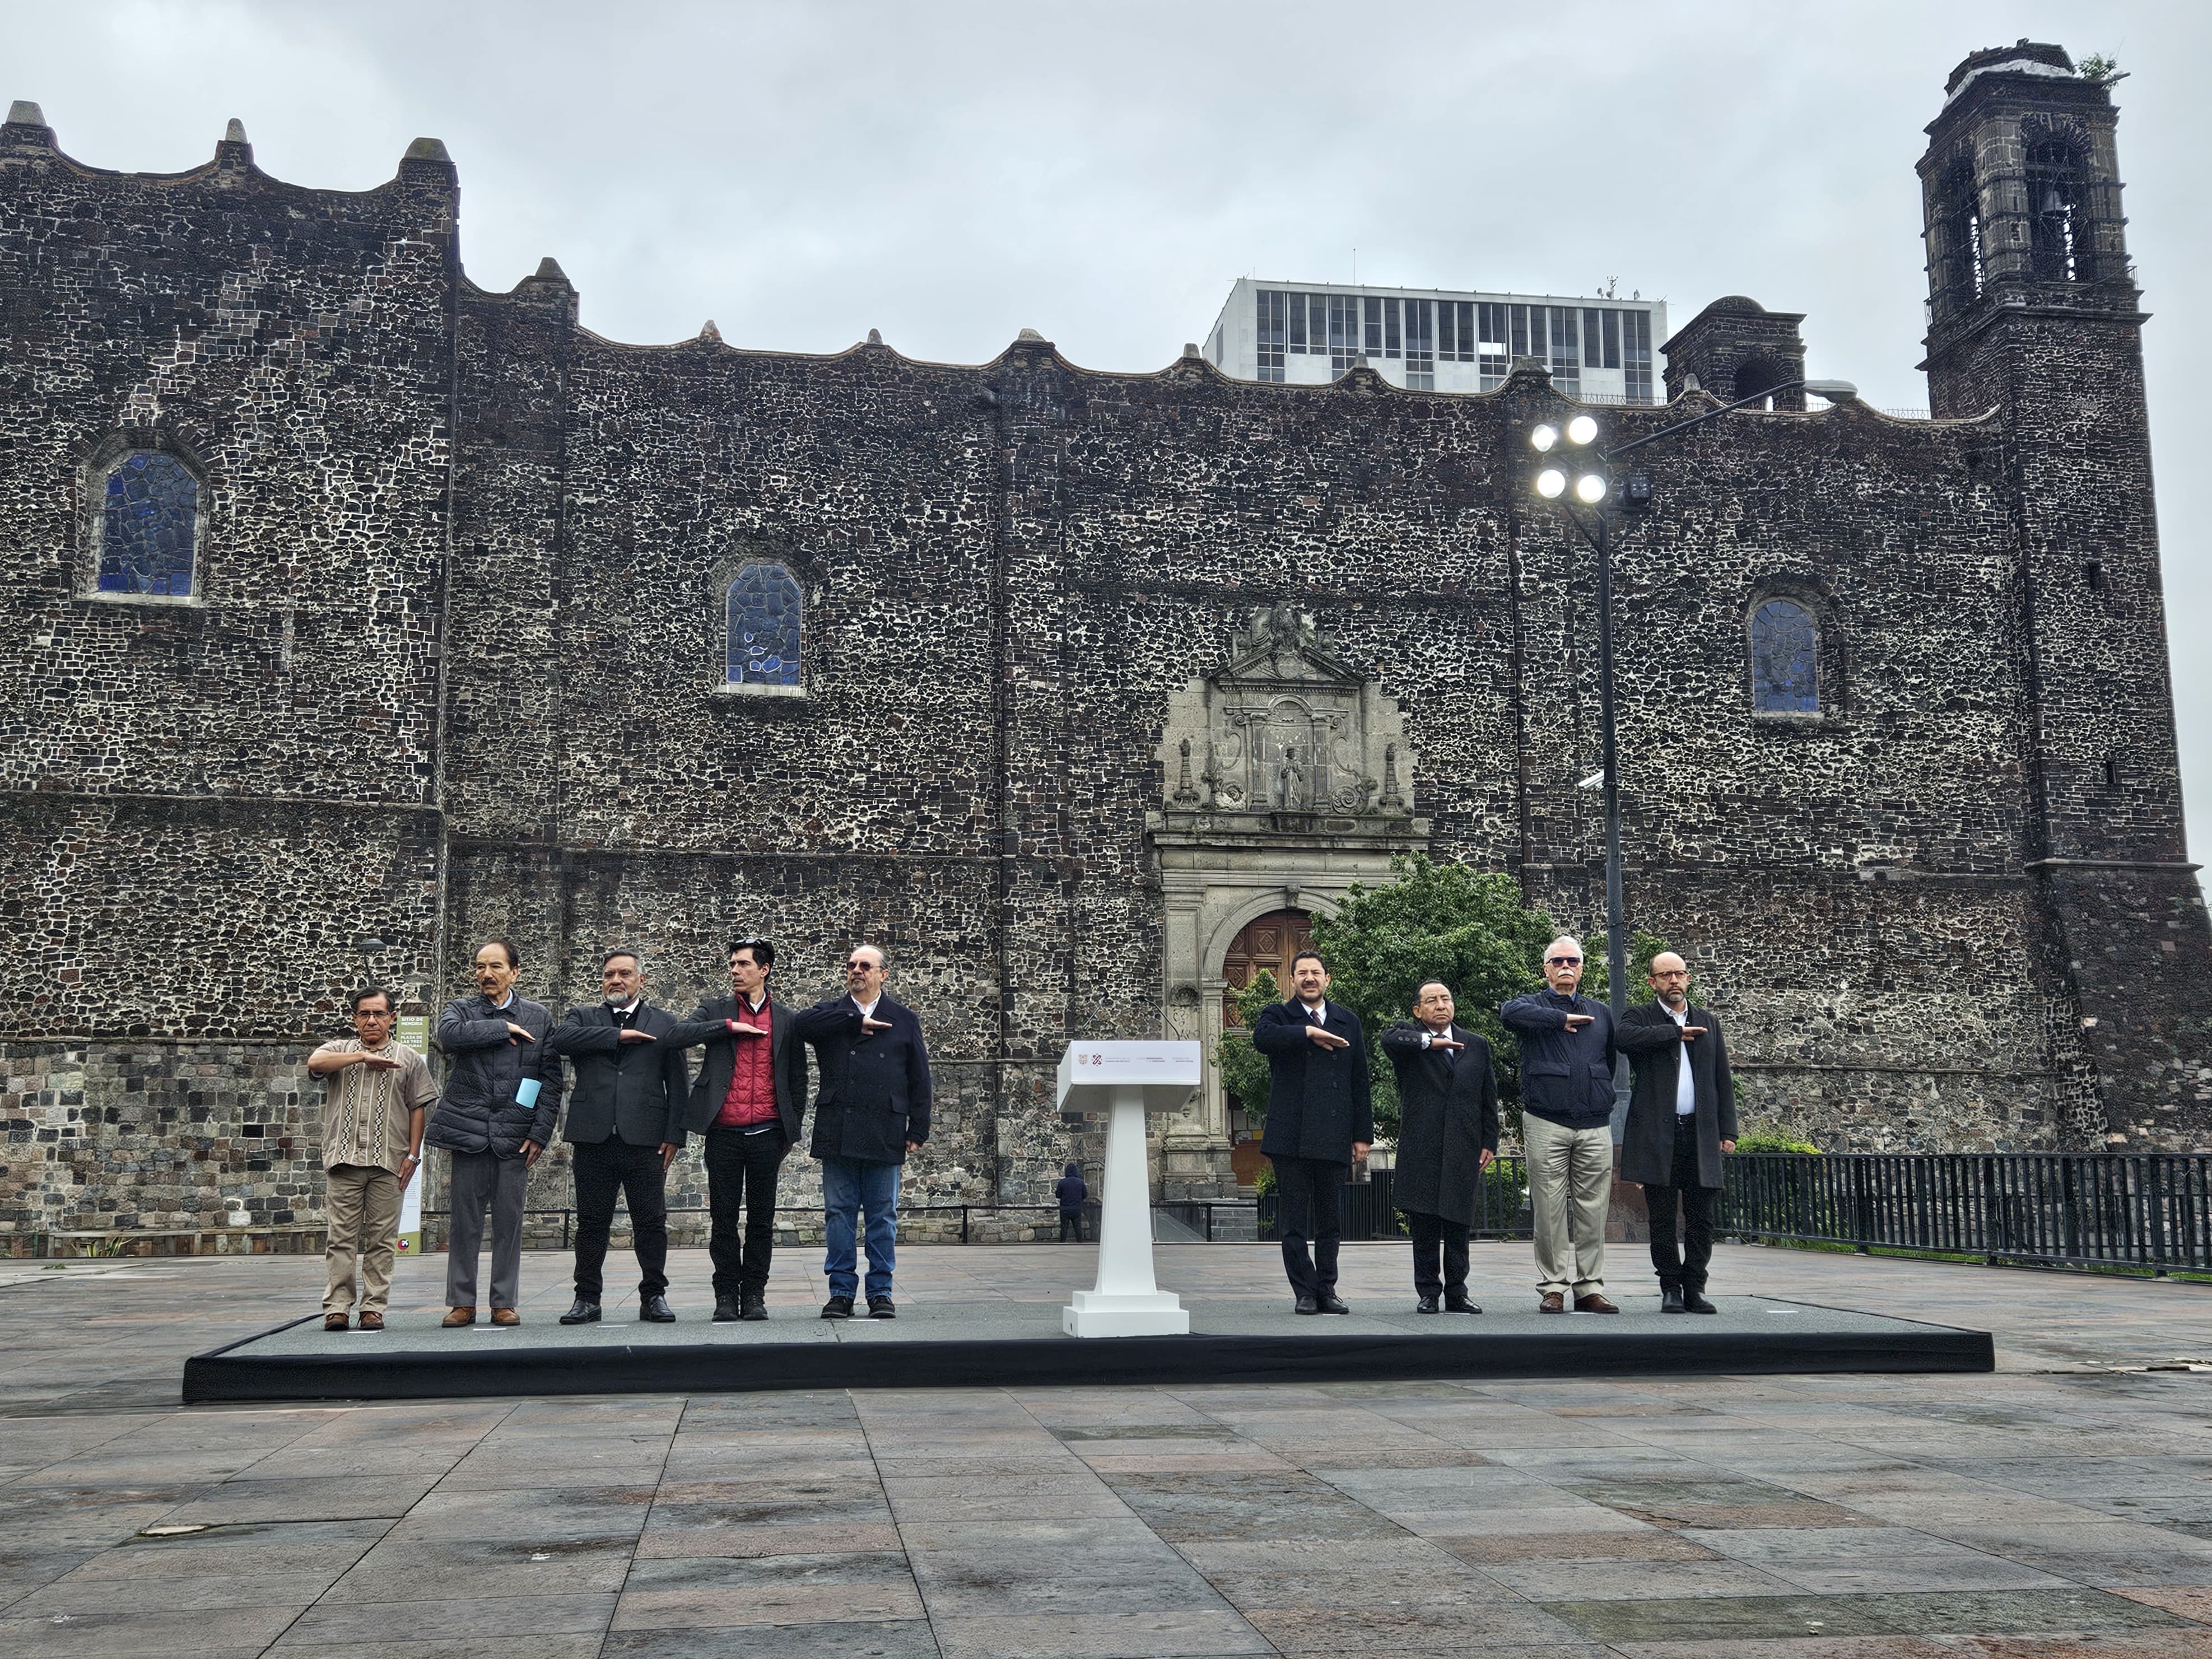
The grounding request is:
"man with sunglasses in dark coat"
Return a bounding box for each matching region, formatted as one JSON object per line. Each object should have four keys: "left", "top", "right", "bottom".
{"left": 667, "top": 936, "right": 809, "bottom": 1323}
{"left": 791, "top": 943, "right": 930, "bottom": 1321}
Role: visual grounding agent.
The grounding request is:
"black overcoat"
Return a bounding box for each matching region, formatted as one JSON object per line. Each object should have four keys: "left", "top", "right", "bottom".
{"left": 791, "top": 993, "right": 932, "bottom": 1165}
{"left": 1379, "top": 1021, "right": 1499, "bottom": 1227}
{"left": 1615, "top": 1000, "right": 1738, "bottom": 1188}
{"left": 1252, "top": 998, "right": 1375, "bottom": 1163}
{"left": 667, "top": 993, "right": 809, "bottom": 1142}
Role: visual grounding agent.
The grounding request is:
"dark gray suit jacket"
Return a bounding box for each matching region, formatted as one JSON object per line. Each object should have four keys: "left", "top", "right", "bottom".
{"left": 548, "top": 1002, "right": 691, "bottom": 1148}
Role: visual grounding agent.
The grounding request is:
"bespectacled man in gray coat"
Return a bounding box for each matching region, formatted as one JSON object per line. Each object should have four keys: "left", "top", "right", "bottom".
{"left": 425, "top": 939, "right": 564, "bottom": 1327}
{"left": 1616, "top": 952, "right": 1737, "bottom": 1313}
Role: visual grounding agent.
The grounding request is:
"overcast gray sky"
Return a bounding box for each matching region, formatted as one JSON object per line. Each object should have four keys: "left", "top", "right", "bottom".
{"left": 14, "top": 1, "right": 2212, "bottom": 868}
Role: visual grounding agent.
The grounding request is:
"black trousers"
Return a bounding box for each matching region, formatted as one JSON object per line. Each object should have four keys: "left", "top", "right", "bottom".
{"left": 1058, "top": 1211, "right": 1084, "bottom": 1242}
{"left": 572, "top": 1136, "right": 669, "bottom": 1301}
{"left": 1403, "top": 1210, "right": 1470, "bottom": 1299}
{"left": 1642, "top": 1115, "right": 1717, "bottom": 1289}
{"left": 705, "top": 1124, "right": 786, "bottom": 1297}
{"left": 1273, "top": 1155, "right": 1346, "bottom": 1297}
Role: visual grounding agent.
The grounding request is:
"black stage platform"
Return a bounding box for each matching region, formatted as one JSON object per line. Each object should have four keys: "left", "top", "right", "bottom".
{"left": 182, "top": 1293, "right": 1992, "bottom": 1402}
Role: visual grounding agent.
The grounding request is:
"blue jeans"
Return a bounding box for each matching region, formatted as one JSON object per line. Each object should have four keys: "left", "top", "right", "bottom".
{"left": 821, "top": 1155, "right": 900, "bottom": 1301}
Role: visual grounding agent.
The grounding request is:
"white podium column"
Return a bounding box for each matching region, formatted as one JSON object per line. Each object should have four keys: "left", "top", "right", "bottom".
{"left": 1057, "top": 1042, "right": 1196, "bottom": 1338}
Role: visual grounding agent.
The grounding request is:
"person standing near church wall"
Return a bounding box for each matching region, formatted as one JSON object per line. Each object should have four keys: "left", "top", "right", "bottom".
{"left": 792, "top": 944, "right": 930, "bottom": 1321}
{"left": 426, "top": 938, "right": 564, "bottom": 1327}
{"left": 1616, "top": 951, "right": 1737, "bottom": 1313}
{"left": 1501, "top": 937, "right": 1620, "bottom": 1314}
{"left": 1381, "top": 980, "right": 1498, "bottom": 1314}
{"left": 549, "top": 949, "right": 691, "bottom": 1325}
{"left": 308, "top": 986, "right": 436, "bottom": 1332}
{"left": 665, "top": 936, "right": 809, "bottom": 1322}
{"left": 1253, "top": 948, "right": 1373, "bottom": 1315}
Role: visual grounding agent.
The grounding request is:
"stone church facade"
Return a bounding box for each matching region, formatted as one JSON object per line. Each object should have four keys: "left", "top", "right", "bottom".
{"left": 4, "top": 41, "right": 2209, "bottom": 1244}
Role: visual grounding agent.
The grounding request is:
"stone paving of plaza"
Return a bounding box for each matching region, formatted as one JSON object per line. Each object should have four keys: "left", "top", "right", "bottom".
{"left": 4, "top": 1241, "right": 2212, "bottom": 1657}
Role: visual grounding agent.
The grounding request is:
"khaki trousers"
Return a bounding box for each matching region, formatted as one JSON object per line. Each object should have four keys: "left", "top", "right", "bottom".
{"left": 1524, "top": 1113, "right": 1612, "bottom": 1297}
{"left": 324, "top": 1163, "right": 403, "bottom": 1316}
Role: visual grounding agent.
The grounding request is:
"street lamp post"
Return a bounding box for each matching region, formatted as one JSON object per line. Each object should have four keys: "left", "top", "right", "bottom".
{"left": 1528, "top": 378, "right": 1858, "bottom": 1122}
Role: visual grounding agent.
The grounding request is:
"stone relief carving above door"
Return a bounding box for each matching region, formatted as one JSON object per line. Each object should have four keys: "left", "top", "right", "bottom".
{"left": 1158, "top": 604, "right": 1415, "bottom": 832}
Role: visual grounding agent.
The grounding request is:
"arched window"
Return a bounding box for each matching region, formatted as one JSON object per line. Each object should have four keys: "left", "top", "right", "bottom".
{"left": 1933, "top": 162, "right": 1985, "bottom": 320}
{"left": 1733, "top": 356, "right": 1784, "bottom": 409}
{"left": 724, "top": 562, "right": 802, "bottom": 687}
{"left": 1749, "top": 599, "right": 1820, "bottom": 714}
{"left": 96, "top": 451, "right": 199, "bottom": 597}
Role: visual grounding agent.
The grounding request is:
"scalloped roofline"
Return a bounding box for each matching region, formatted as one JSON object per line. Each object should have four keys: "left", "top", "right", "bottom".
{"left": 2, "top": 104, "right": 451, "bottom": 203}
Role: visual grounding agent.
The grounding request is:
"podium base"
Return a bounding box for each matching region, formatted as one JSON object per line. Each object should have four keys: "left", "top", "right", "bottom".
{"left": 1062, "top": 1289, "right": 1191, "bottom": 1339}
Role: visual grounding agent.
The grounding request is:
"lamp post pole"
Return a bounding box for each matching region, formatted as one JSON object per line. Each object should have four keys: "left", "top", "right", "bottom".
{"left": 1529, "top": 375, "right": 1857, "bottom": 1123}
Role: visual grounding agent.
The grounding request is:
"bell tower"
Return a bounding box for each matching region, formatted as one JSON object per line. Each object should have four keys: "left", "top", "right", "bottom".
{"left": 1920, "top": 44, "right": 2212, "bottom": 1148}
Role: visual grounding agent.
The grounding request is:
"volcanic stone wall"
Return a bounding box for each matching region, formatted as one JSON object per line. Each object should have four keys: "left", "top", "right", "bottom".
{"left": 0, "top": 111, "right": 459, "bottom": 1236}
{"left": 7, "top": 60, "right": 2212, "bottom": 1240}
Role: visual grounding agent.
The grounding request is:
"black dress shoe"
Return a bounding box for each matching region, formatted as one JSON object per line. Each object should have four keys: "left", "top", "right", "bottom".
{"left": 713, "top": 1294, "right": 740, "bottom": 1322}
{"left": 1316, "top": 1293, "right": 1351, "bottom": 1315}
{"left": 868, "top": 1297, "right": 897, "bottom": 1319}
{"left": 821, "top": 1295, "right": 855, "bottom": 1320}
{"left": 640, "top": 1294, "right": 676, "bottom": 1322}
{"left": 1683, "top": 1288, "right": 1719, "bottom": 1315}
{"left": 1443, "top": 1294, "right": 1482, "bottom": 1315}
{"left": 1661, "top": 1282, "right": 1687, "bottom": 1314}
{"left": 1294, "top": 1294, "right": 1320, "bottom": 1315}
{"left": 559, "top": 1298, "right": 601, "bottom": 1325}
{"left": 740, "top": 1293, "right": 768, "bottom": 1322}
{"left": 1416, "top": 1295, "right": 1441, "bottom": 1315}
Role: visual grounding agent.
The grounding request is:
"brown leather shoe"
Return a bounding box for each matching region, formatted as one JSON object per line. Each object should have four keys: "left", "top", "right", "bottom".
{"left": 324, "top": 1312, "right": 350, "bottom": 1332}
{"left": 442, "top": 1307, "right": 477, "bottom": 1327}
{"left": 490, "top": 1308, "right": 520, "bottom": 1326}
{"left": 1539, "top": 1292, "right": 1566, "bottom": 1313}
{"left": 358, "top": 1311, "right": 385, "bottom": 1331}
{"left": 1574, "top": 1293, "right": 1620, "bottom": 1313}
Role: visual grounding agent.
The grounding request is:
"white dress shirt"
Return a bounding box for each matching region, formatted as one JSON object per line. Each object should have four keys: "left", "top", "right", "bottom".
{"left": 1665, "top": 1003, "right": 1696, "bottom": 1115}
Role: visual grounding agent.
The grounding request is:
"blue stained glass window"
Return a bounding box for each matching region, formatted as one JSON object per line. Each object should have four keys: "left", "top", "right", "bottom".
{"left": 98, "top": 452, "right": 199, "bottom": 597}
{"left": 1750, "top": 599, "right": 1819, "bottom": 712}
{"left": 725, "top": 563, "right": 803, "bottom": 687}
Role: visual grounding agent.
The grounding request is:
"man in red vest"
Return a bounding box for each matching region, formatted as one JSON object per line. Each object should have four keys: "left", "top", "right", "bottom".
{"left": 669, "top": 938, "right": 809, "bottom": 1321}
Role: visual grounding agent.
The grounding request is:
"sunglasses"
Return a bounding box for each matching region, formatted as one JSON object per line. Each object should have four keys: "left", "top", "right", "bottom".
{"left": 1545, "top": 956, "right": 1582, "bottom": 967}
{"left": 845, "top": 959, "right": 882, "bottom": 971}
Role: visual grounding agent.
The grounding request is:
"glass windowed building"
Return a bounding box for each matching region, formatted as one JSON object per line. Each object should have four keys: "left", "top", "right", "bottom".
{"left": 1202, "top": 278, "right": 1666, "bottom": 403}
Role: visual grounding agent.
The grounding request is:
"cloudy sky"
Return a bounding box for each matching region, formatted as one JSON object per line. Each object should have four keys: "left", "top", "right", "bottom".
{"left": 14, "top": 1, "right": 2212, "bottom": 864}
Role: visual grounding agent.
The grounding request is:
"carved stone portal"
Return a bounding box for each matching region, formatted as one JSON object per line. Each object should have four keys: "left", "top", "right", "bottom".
{"left": 1155, "top": 603, "right": 1417, "bottom": 832}
{"left": 1146, "top": 607, "right": 1429, "bottom": 1199}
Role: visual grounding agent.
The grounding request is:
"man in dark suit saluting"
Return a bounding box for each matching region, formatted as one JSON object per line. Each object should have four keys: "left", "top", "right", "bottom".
{"left": 549, "top": 948, "right": 692, "bottom": 1325}
{"left": 1253, "top": 948, "right": 1373, "bottom": 1315}
{"left": 667, "top": 936, "right": 809, "bottom": 1323}
{"left": 1381, "top": 980, "right": 1499, "bottom": 1315}
{"left": 1617, "top": 952, "right": 1738, "bottom": 1314}
{"left": 791, "top": 943, "right": 930, "bottom": 1320}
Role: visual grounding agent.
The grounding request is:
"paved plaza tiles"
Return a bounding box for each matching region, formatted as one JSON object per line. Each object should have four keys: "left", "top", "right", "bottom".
{"left": 3, "top": 1241, "right": 2212, "bottom": 1658}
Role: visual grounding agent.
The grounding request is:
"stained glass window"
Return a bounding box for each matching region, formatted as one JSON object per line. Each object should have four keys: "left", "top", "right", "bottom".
{"left": 98, "top": 451, "right": 199, "bottom": 597}
{"left": 1750, "top": 599, "right": 1819, "bottom": 713}
{"left": 725, "top": 563, "right": 802, "bottom": 687}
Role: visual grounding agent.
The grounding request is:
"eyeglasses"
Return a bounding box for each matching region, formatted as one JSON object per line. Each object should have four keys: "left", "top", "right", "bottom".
{"left": 353, "top": 1009, "right": 393, "bottom": 1020}
{"left": 1545, "top": 956, "right": 1582, "bottom": 967}
{"left": 1651, "top": 969, "right": 1689, "bottom": 978}
{"left": 845, "top": 959, "right": 881, "bottom": 971}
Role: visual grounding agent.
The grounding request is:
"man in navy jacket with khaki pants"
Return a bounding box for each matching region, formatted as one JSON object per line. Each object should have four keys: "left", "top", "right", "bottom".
{"left": 1501, "top": 936, "right": 1620, "bottom": 1313}
{"left": 1253, "top": 948, "right": 1373, "bottom": 1315}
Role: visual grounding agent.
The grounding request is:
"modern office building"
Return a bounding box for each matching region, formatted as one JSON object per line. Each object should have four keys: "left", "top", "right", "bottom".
{"left": 1202, "top": 278, "right": 1666, "bottom": 402}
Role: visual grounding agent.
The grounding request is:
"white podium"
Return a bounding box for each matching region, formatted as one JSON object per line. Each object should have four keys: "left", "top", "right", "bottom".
{"left": 1058, "top": 1041, "right": 1199, "bottom": 1338}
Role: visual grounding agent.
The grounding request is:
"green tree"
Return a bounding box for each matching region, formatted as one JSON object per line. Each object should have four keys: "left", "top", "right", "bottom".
{"left": 1306, "top": 854, "right": 1558, "bottom": 1140}
{"left": 1209, "top": 968, "right": 1279, "bottom": 1131}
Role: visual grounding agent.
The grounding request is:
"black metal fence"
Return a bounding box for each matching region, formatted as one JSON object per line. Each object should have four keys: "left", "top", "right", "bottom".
{"left": 416, "top": 1154, "right": 2212, "bottom": 1275}
{"left": 1719, "top": 1152, "right": 2212, "bottom": 1274}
